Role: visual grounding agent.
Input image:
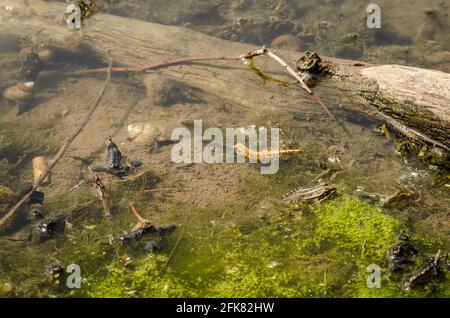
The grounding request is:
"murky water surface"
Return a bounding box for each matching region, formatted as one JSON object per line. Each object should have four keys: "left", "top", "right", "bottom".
{"left": 0, "top": 0, "right": 449, "bottom": 297}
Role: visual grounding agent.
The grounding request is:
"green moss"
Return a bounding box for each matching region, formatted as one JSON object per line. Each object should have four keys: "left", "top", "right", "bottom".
{"left": 80, "top": 195, "right": 410, "bottom": 298}
{"left": 312, "top": 196, "right": 400, "bottom": 260}
{"left": 2, "top": 178, "right": 447, "bottom": 298}
{"left": 87, "top": 256, "right": 196, "bottom": 298}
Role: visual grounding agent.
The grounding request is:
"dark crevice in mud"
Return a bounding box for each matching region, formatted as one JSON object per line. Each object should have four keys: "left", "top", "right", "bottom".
{"left": 47, "top": 45, "right": 108, "bottom": 69}
{"left": 333, "top": 106, "right": 382, "bottom": 129}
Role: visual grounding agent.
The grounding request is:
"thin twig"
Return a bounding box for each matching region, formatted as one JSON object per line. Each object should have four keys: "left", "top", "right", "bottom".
{"left": 67, "top": 180, "right": 87, "bottom": 193}
{"left": 139, "top": 188, "right": 172, "bottom": 194}
{"left": 87, "top": 167, "right": 111, "bottom": 217}
{"left": 129, "top": 202, "right": 146, "bottom": 223}
{"left": 434, "top": 250, "right": 442, "bottom": 266}
{"left": 310, "top": 93, "right": 336, "bottom": 120}
{"left": 161, "top": 224, "right": 185, "bottom": 271}
{"left": 227, "top": 189, "right": 245, "bottom": 196}
{"left": 7, "top": 153, "right": 28, "bottom": 174}
{"left": 0, "top": 59, "right": 113, "bottom": 228}
{"left": 67, "top": 56, "right": 241, "bottom": 76}
{"left": 266, "top": 50, "right": 312, "bottom": 94}
{"left": 46, "top": 46, "right": 309, "bottom": 93}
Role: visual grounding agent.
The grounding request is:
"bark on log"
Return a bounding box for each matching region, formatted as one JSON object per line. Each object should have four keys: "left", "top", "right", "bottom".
{"left": 0, "top": 0, "right": 448, "bottom": 147}
{"left": 356, "top": 65, "right": 450, "bottom": 146}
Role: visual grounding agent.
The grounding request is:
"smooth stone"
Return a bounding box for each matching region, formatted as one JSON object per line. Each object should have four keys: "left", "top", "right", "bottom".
{"left": 270, "top": 34, "right": 305, "bottom": 52}
{"left": 128, "top": 123, "right": 161, "bottom": 145}
{"left": 2, "top": 82, "right": 34, "bottom": 103}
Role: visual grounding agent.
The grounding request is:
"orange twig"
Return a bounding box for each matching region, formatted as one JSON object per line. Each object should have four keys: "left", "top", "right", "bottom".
{"left": 71, "top": 56, "right": 242, "bottom": 76}
{"left": 310, "top": 93, "right": 336, "bottom": 120}
{"left": 48, "top": 47, "right": 335, "bottom": 122}
{"left": 129, "top": 202, "right": 153, "bottom": 231}
{"left": 129, "top": 202, "right": 145, "bottom": 223}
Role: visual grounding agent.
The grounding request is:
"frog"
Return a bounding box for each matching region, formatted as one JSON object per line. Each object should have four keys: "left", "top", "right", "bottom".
{"left": 116, "top": 224, "right": 177, "bottom": 252}
{"left": 48, "top": 264, "right": 66, "bottom": 285}
{"left": 0, "top": 185, "right": 45, "bottom": 237}
{"left": 417, "top": 145, "right": 449, "bottom": 169}
{"left": 106, "top": 136, "right": 123, "bottom": 172}
{"left": 283, "top": 182, "right": 337, "bottom": 204}
{"left": 31, "top": 200, "right": 87, "bottom": 243}
{"left": 21, "top": 51, "right": 43, "bottom": 81}
{"left": 394, "top": 139, "right": 423, "bottom": 156}
{"left": 381, "top": 189, "right": 417, "bottom": 209}
{"left": 387, "top": 231, "right": 418, "bottom": 273}
{"left": 295, "top": 51, "right": 333, "bottom": 76}
{"left": 355, "top": 187, "right": 418, "bottom": 210}
{"left": 91, "top": 137, "right": 142, "bottom": 177}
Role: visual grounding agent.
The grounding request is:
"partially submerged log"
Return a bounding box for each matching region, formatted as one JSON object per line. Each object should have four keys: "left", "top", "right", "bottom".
{"left": 356, "top": 65, "right": 450, "bottom": 147}
{"left": 0, "top": 0, "right": 448, "bottom": 147}
{"left": 360, "top": 65, "right": 449, "bottom": 124}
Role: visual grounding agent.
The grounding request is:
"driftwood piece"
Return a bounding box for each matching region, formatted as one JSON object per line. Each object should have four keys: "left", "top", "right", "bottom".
{"left": 357, "top": 65, "right": 450, "bottom": 146}
{"left": 360, "top": 65, "right": 450, "bottom": 123}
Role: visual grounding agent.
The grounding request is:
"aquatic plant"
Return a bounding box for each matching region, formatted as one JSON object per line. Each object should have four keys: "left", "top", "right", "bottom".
{"left": 82, "top": 196, "right": 411, "bottom": 297}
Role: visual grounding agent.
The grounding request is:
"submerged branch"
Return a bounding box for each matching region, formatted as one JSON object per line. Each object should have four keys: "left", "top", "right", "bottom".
{"left": 69, "top": 56, "right": 242, "bottom": 76}
{"left": 43, "top": 45, "right": 337, "bottom": 119}
{"left": 0, "top": 59, "right": 113, "bottom": 228}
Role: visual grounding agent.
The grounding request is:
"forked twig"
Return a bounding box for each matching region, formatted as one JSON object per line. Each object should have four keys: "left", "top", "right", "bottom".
{"left": 260, "top": 47, "right": 312, "bottom": 94}
{"left": 243, "top": 46, "right": 334, "bottom": 119}
{"left": 42, "top": 46, "right": 336, "bottom": 119}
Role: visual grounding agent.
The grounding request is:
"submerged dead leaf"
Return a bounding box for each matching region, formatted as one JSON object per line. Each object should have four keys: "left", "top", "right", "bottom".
{"left": 377, "top": 122, "right": 391, "bottom": 139}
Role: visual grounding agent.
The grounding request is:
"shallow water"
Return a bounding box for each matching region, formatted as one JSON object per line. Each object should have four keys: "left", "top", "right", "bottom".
{"left": 102, "top": 0, "right": 450, "bottom": 72}
{"left": 0, "top": 0, "right": 449, "bottom": 297}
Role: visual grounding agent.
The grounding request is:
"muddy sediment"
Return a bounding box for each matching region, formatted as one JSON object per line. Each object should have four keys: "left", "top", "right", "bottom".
{"left": 0, "top": 0, "right": 449, "bottom": 297}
